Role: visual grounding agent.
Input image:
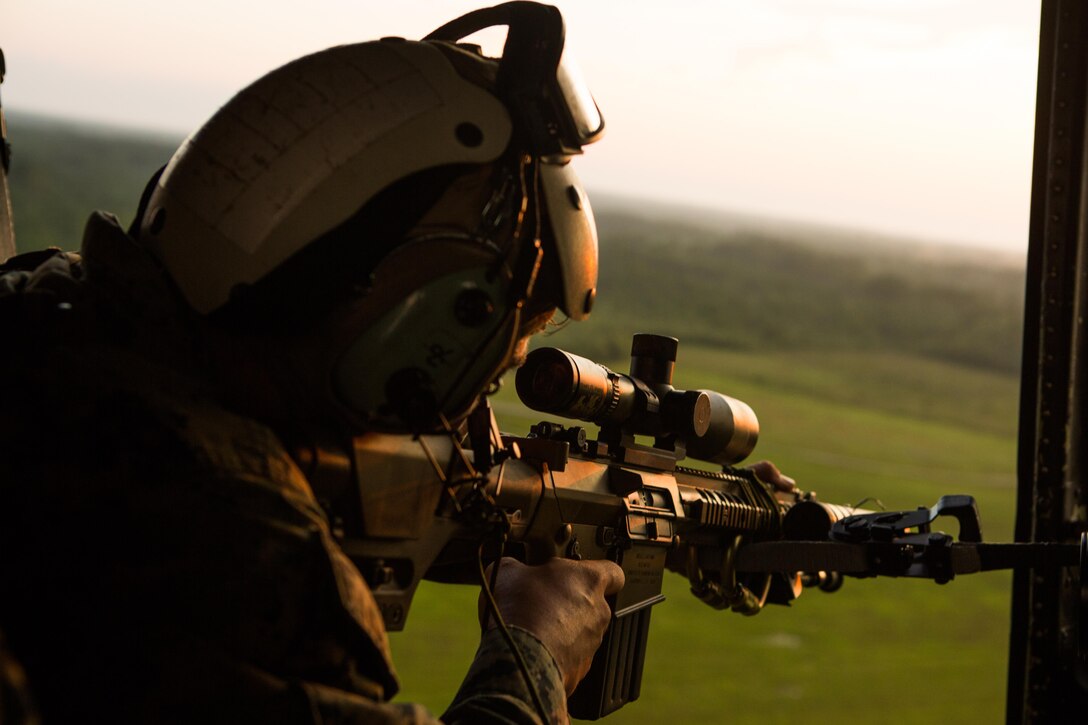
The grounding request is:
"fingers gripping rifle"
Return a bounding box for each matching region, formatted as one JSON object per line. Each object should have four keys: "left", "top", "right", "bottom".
{"left": 299, "top": 334, "right": 1086, "bottom": 720}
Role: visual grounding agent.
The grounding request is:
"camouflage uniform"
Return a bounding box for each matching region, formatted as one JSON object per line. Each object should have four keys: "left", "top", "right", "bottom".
{"left": 0, "top": 213, "right": 567, "bottom": 724}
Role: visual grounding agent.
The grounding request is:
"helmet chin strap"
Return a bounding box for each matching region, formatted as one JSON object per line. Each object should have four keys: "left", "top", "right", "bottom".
{"left": 505, "top": 156, "right": 544, "bottom": 305}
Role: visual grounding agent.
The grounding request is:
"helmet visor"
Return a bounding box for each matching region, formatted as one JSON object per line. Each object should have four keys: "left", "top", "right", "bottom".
{"left": 556, "top": 46, "right": 604, "bottom": 145}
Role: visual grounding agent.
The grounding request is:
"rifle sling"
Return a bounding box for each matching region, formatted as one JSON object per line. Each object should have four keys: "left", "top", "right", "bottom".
{"left": 735, "top": 541, "right": 1081, "bottom": 577}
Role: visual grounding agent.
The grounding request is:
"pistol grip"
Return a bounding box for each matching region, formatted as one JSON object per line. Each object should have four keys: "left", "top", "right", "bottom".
{"left": 566, "top": 594, "right": 666, "bottom": 720}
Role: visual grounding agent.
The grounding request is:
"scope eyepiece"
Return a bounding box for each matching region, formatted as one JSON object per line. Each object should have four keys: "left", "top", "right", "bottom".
{"left": 514, "top": 338, "right": 759, "bottom": 465}
{"left": 514, "top": 347, "right": 637, "bottom": 424}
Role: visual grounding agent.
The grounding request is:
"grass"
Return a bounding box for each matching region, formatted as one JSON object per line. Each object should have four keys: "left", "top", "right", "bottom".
{"left": 388, "top": 344, "right": 1018, "bottom": 724}
{"left": 3, "top": 113, "right": 1024, "bottom": 724}
{"left": 5, "top": 112, "right": 179, "bottom": 252}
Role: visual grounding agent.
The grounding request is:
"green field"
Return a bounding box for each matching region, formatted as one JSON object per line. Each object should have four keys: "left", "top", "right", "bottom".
{"left": 5, "top": 113, "right": 1023, "bottom": 723}
{"left": 390, "top": 345, "right": 1018, "bottom": 724}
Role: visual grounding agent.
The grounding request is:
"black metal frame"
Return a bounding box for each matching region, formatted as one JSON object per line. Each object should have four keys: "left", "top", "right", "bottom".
{"left": 0, "top": 46, "right": 14, "bottom": 262}
{"left": 1008, "top": 0, "right": 1088, "bottom": 720}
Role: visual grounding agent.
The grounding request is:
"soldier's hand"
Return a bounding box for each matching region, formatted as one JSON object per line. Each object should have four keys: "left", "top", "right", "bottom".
{"left": 481, "top": 557, "right": 625, "bottom": 695}
{"left": 663, "top": 461, "right": 796, "bottom": 577}
{"left": 748, "top": 459, "right": 798, "bottom": 493}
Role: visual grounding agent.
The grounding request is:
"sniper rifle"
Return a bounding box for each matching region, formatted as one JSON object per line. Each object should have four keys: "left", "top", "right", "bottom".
{"left": 297, "top": 333, "right": 1085, "bottom": 720}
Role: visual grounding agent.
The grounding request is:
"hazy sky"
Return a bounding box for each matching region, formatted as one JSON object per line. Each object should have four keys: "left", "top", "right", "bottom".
{"left": 5, "top": 1, "right": 1040, "bottom": 251}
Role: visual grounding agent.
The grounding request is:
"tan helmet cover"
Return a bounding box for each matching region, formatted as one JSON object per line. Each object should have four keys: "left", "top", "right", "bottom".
{"left": 139, "top": 40, "right": 513, "bottom": 314}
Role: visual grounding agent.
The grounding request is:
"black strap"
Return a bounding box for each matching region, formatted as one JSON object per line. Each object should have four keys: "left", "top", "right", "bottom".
{"left": 735, "top": 540, "right": 1081, "bottom": 577}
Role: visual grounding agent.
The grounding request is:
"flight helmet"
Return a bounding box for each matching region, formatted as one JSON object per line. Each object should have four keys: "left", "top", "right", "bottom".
{"left": 138, "top": 2, "right": 603, "bottom": 430}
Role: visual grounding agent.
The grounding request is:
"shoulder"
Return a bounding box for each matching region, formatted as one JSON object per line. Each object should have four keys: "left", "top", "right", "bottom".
{"left": 0, "top": 326, "right": 402, "bottom": 712}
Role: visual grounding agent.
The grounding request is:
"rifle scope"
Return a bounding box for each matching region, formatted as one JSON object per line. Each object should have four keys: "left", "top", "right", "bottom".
{"left": 514, "top": 334, "right": 759, "bottom": 465}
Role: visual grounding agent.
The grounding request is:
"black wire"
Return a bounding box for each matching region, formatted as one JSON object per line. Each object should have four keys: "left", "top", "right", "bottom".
{"left": 488, "top": 547, "right": 503, "bottom": 609}
{"left": 477, "top": 541, "right": 550, "bottom": 722}
{"left": 518, "top": 467, "right": 549, "bottom": 538}
{"left": 853, "top": 497, "right": 886, "bottom": 511}
{"left": 546, "top": 464, "right": 568, "bottom": 525}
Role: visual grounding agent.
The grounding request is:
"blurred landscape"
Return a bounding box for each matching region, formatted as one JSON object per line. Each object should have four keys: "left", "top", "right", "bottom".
{"left": 5, "top": 112, "right": 1025, "bottom": 723}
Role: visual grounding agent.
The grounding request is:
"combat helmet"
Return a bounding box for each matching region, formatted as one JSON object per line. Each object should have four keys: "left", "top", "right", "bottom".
{"left": 137, "top": 1, "right": 603, "bottom": 431}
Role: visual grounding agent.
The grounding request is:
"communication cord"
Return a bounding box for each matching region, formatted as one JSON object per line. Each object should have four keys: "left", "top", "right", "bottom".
{"left": 476, "top": 542, "right": 550, "bottom": 722}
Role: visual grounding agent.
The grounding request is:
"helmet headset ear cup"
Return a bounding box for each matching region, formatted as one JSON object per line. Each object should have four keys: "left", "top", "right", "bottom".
{"left": 330, "top": 235, "right": 523, "bottom": 431}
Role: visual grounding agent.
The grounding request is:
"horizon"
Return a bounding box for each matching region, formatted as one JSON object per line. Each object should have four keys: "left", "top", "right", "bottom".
{"left": 3, "top": 107, "right": 1028, "bottom": 267}
{"left": 5, "top": 1, "right": 1041, "bottom": 253}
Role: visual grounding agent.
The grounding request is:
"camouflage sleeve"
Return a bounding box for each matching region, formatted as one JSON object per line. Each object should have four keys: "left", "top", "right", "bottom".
{"left": 441, "top": 626, "right": 568, "bottom": 725}
{"left": 295, "top": 627, "right": 566, "bottom": 725}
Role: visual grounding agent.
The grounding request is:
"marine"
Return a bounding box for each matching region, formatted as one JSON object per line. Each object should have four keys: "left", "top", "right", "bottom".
{"left": 0, "top": 3, "right": 622, "bottom": 722}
